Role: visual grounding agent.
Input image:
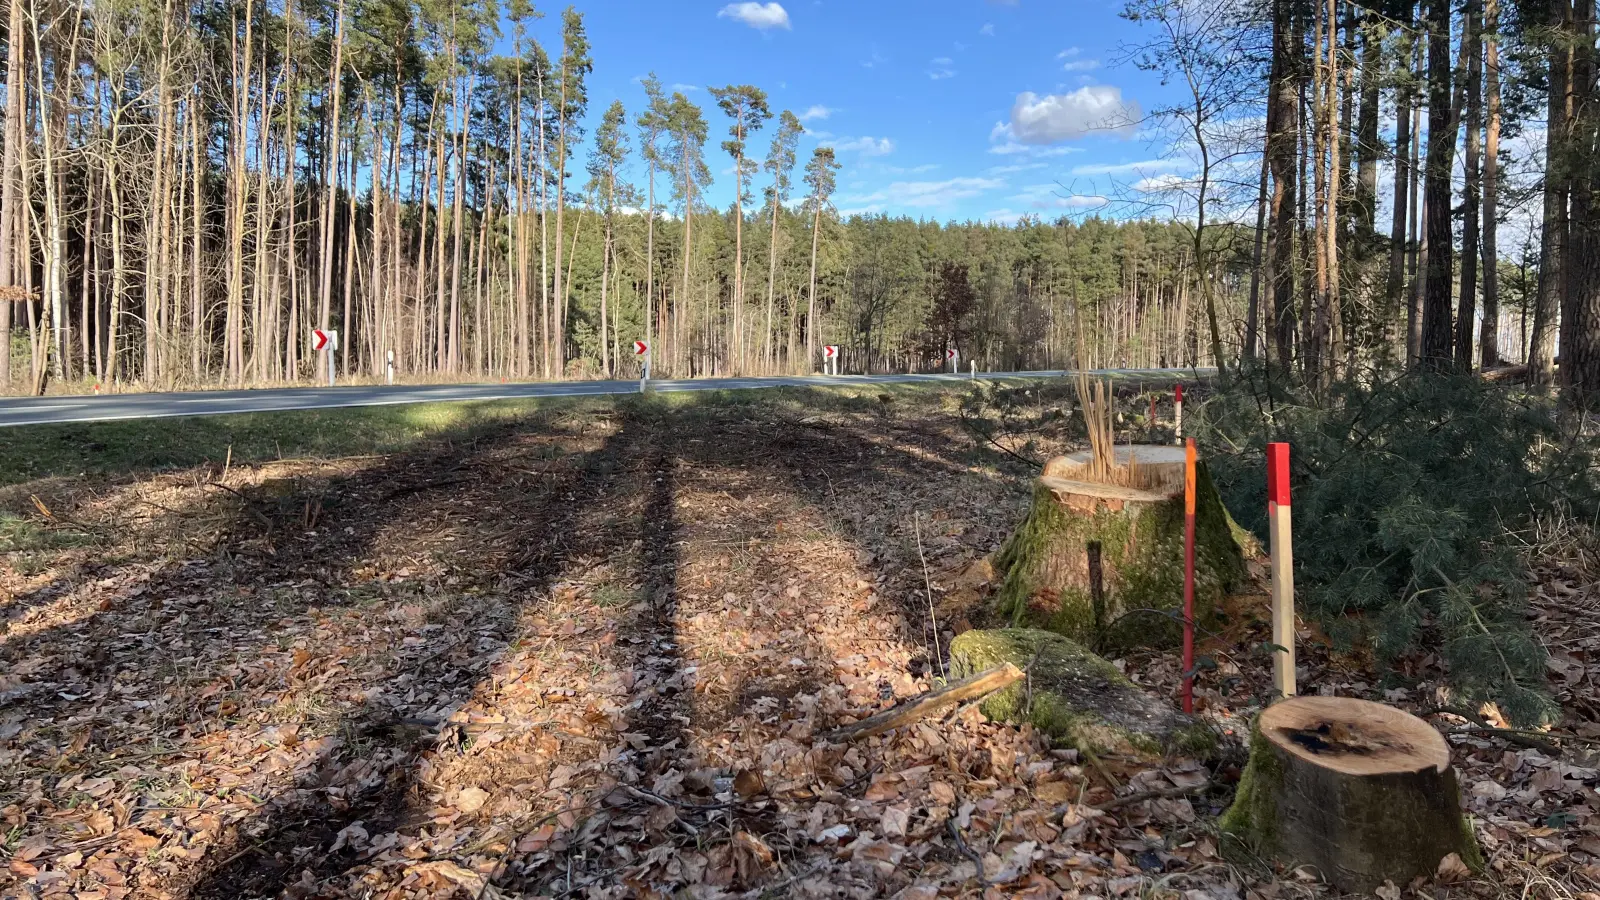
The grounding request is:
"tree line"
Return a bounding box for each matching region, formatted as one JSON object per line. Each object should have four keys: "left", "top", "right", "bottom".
{"left": 0, "top": 0, "right": 1579, "bottom": 394}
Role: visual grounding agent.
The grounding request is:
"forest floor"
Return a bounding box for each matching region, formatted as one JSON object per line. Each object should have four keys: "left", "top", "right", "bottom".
{"left": 2, "top": 384, "right": 1599, "bottom": 899}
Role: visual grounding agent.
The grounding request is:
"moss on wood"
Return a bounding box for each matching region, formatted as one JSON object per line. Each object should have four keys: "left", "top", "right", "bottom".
{"left": 948, "top": 627, "right": 1215, "bottom": 760}
{"left": 994, "top": 457, "right": 1245, "bottom": 650}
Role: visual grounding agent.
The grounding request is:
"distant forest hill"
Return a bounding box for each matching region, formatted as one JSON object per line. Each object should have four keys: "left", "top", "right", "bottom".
{"left": 0, "top": 0, "right": 1557, "bottom": 394}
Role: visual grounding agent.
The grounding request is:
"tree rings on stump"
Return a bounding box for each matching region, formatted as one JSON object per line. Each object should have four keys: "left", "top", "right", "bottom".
{"left": 994, "top": 445, "right": 1246, "bottom": 649}
{"left": 1220, "top": 696, "right": 1482, "bottom": 892}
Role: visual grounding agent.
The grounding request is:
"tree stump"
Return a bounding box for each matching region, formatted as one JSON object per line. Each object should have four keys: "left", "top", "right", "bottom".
{"left": 1220, "top": 696, "right": 1482, "bottom": 892}
{"left": 994, "top": 445, "right": 1247, "bottom": 648}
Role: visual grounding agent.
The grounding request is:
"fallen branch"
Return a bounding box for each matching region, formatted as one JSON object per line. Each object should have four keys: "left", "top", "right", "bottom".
{"left": 1093, "top": 780, "right": 1211, "bottom": 812}
{"left": 822, "top": 663, "right": 1024, "bottom": 743}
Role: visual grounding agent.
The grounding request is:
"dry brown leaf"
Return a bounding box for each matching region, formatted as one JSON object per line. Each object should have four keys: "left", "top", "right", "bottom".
{"left": 1436, "top": 852, "right": 1472, "bottom": 884}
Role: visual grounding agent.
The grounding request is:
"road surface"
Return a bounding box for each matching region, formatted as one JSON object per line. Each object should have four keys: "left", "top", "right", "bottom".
{"left": 0, "top": 368, "right": 1207, "bottom": 428}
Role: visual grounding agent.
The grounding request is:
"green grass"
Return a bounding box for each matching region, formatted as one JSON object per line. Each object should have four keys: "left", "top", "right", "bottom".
{"left": 0, "top": 396, "right": 599, "bottom": 487}
{"left": 0, "top": 380, "right": 1008, "bottom": 489}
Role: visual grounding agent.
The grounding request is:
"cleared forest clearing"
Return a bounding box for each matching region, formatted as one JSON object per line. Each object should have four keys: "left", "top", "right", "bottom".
{"left": 2, "top": 384, "right": 1598, "bottom": 898}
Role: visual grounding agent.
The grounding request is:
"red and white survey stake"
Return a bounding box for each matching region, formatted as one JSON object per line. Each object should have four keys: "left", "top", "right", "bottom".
{"left": 1267, "top": 441, "right": 1296, "bottom": 698}
{"left": 1181, "top": 437, "right": 1198, "bottom": 714}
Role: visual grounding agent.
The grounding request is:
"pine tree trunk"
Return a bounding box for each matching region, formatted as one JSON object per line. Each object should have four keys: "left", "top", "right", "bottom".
{"left": 1480, "top": 0, "right": 1502, "bottom": 368}
{"left": 1386, "top": 6, "right": 1414, "bottom": 355}
{"left": 1457, "top": 0, "right": 1482, "bottom": 370}
{"left": 1531, "top": 0, "right": 1571, "bottom": 385}
{"left": 1266, "top": 0, "right": 1299, "bottom": 369}
{"left": 1419, "top": 0, "right": 1457, "bottom": 368}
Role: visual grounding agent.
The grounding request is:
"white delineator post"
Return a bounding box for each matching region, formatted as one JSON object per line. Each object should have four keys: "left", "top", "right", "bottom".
{"left": 970, "top": 360, "right": 976, "bottom": 380}
{"left": 1174, "top": 383, "right": 1184, "bottom": 443}
{"left": 328, "top": 330, "right": 339, "bottom": 386}
{"left": 1267, "top": 441, "right": 1296, "bottom": 699}
{"left": 948, "top": 347, "right": 959, "bottom": 374}
{"left": 386, "top": 349, "right": 395, "bottom": 385}
{"left": 635, "top": 340, "right": 650, "bottom": 392}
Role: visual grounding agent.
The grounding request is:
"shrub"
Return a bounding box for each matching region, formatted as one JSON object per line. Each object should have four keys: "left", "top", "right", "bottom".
{"left": 1196, "top": 365, "right": 1599, "bottom": 726}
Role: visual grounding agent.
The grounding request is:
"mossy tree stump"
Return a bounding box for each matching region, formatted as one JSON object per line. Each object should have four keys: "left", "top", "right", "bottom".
{"left": 995, "top": 445, "right": 1246, "bottom": 648}
{"left": 949, "top": 627, "right": 1215, "bottom": 760}
{"left": 1220, "top": 696, "right": 1482, "bottom": 892}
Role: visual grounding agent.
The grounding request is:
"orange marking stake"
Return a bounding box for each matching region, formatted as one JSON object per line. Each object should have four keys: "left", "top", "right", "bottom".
{"left": 1181, "top": 437, "right": 1197, "bottom": 714}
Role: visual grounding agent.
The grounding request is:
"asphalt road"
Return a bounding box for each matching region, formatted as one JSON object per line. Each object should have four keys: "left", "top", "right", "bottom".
{"left": 0, "top": 368, "right": 1207, "bottom": 428}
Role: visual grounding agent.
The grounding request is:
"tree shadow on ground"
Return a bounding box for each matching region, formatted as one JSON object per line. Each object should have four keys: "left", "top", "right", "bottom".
{"left": 0, "top": 389, "right": 1030, "bottom": 898}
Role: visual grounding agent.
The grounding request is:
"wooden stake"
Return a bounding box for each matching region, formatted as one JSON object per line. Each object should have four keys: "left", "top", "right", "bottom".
{"left": 1181, "top": 437, "right": 1197, "bottom": 713}
{"left": 1267, "top": 442, "right": 1296, "bottom": 698}
{"left": 1174, "top": 383, "right": 1184, "bottom": 443}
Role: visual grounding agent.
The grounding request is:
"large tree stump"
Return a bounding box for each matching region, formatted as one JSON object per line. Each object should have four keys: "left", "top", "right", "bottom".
{"left": 994, "top": 445, "right": 1247, "bottom": 648}
{"left": 1220, "top": 696, "right": 1482, "bottom": 892}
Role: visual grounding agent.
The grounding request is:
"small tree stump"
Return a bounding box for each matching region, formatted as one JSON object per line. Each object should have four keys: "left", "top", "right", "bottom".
{"left": 994, "top": 445, "right": 1247, "bottom": 648}
{"left": 1220, "top": 696, "right": 1482, "bottom": 892}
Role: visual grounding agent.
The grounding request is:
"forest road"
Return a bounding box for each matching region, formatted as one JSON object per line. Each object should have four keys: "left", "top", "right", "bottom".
{"left": 0, "top": 367, "right": 1210, "bottom": 427}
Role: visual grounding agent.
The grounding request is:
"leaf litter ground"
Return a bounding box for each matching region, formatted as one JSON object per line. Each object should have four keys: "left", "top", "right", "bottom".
{"left": 0, "top": 386, "right": 1595, "bottom": 899}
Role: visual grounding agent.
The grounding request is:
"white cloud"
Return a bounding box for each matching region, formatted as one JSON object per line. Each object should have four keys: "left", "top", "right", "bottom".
{"left": 1070, "top": 158, "right": 1170, "bottom": 176}
{"left": 872, "top": 162, "right": 941, "bottom": 175}
{"left": 1011, "top": 182, "right": 1108, "bottom": 210}
{"left": 986, "top": 161, "right": 1048, "bottom": 175}
{"left": 823, "top": 135, "right": 895, "bottom": 156}
{"left": 669, "top": 82, "right": 701, "bottom": 93}
{"left": 1008, "top": 86, "right": 1140, "bottom": 144}
{"left": 928, "top": 57, "right": 956, "bottom": 80}
{"left": 987, "top": 124, "right": 1083, "bottom": 157}
{"left": 1132, "top": 173, "right": 1187, "bottom": 192}
{"left": 798, "top": 105, "right": 834, "bottom": 121}
{"left": 840, "top": 176, "right": 1005, "bottom": 209}
{"left": 717, "top": 2, "right": 791, "bottom": 30}
{"left": 979, "top": 22, "right": 996, "bottom": 36}
{"left": 1061, "top": 59, "right": 1099, "bottom": 72}
{"left": 1057, "top": 47, "right": 1082, "bottom": 59}
{"left": 983, "top": 209, "right": 1027, "bottom": 226}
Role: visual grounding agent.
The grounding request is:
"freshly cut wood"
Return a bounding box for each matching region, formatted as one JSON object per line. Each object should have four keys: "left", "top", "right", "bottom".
{"left": 822, "top": 663, "right": 1024, "bottom": 743}
{"left": 1220, "top": 696, "right": 1481, "bottom": 892}
{"left": 995, "top": 445, "right": 1247, "bottom": 649}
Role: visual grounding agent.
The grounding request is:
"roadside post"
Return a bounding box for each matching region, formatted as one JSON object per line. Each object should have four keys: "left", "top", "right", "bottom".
{"left": 1267, "top": 442, "right": 1296, "bottom": 698}
{"left": 635, "top": 340, "right": 650, "bottom": 392}
{"left": 311, "top": 329, "right": 337, "bottom": 386}
{"left": 1181, "top": 437, "right": 1198, "bottom": 713}
{"left": 386, "top": 350, "right": 395, "bottom": 385}
{"left": 947, "top": 347, "right": 959, "bottom": 374}
{"left": 970, "top": 360, "right": 976, "bottom": 380}
{"left": 1174, "top": 383, "right": 1184, "bottom": 443}
{"left": 824, "top": 344, "right": 838, "bottom": 375}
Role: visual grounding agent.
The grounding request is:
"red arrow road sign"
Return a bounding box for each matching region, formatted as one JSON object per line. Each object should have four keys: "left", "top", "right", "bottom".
{"left": 312, "top": 329, "right": 330, "bottom": 351}
{"left": 634, "top": 340, "right": 649, "bottom": 355}
{"left": 823, "top": 345, "right": 838, "bottom": 359}
{"left": 947, "top": 347, "right": 959, "bottom": 360}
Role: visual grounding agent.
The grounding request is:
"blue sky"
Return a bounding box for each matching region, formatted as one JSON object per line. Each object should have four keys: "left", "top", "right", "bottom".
{"left": 537, "top": 0, "right": 1185, "bottom": 225}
